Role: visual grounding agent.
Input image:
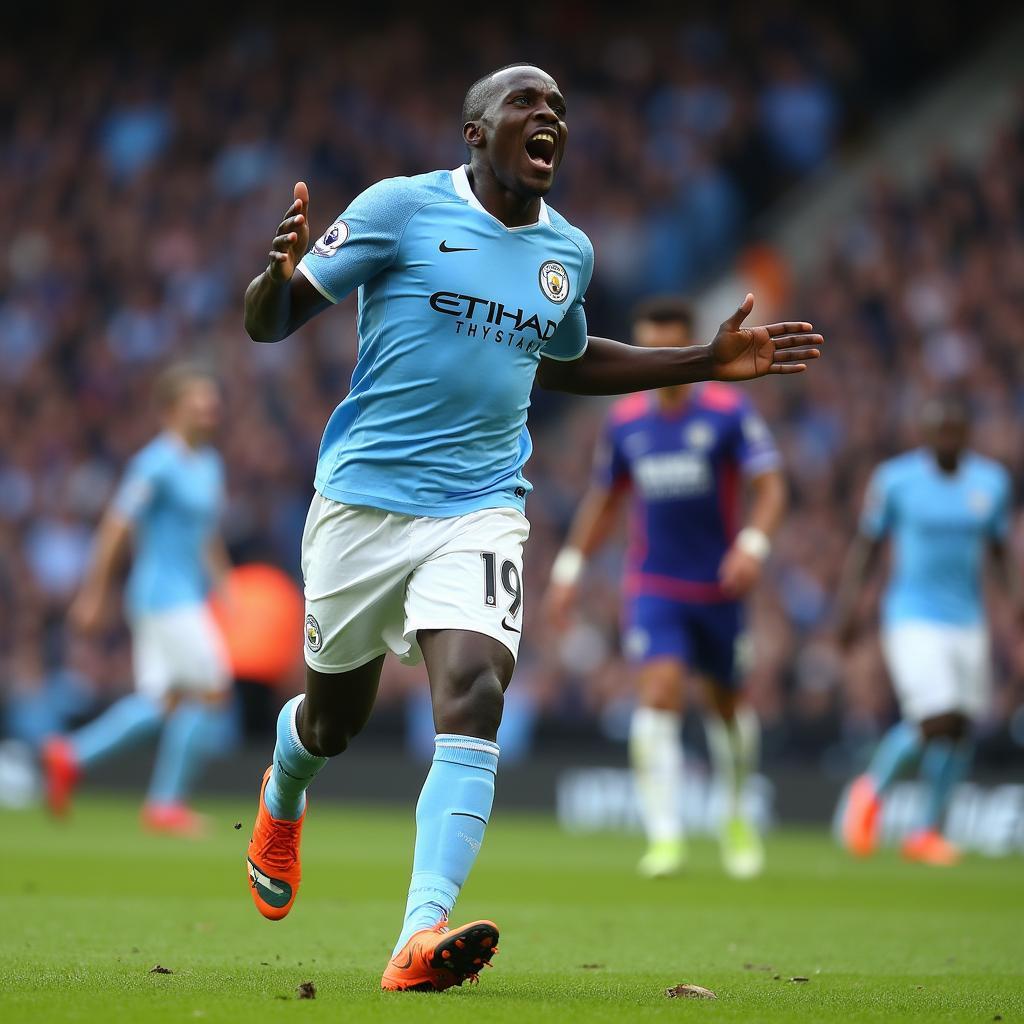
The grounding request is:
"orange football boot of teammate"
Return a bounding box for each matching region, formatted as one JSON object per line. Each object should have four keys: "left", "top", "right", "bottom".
{"left": 41, "top": 737, "right": 80, "bottom": 817}
{"left": 246, "top": 766, "right": 304, "bottom": 920}
{"left": 901, "top": 829, "right": 962, "bottom": 866}
{"left": 842, "top": 774, "right": 882, "bottom": 857}
{"left": 142, "top": 802, "right": 208, "bottom": 838}
{"left": 381, "top": 919, "right": 500, "bottom": 992}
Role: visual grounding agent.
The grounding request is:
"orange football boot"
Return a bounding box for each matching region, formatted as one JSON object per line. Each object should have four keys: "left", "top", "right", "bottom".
{"left": 901, "top": 829, "right": 962, "bottom": 866}
{"left": 41, "top": 737, "right": 80, "bottom": 817}
{"left": 246, "top": 766, "right": 304, "bottom": 920}
{"left": 381, "top": 920, "right": 499, "bottom": 992}
{"left": 142, "top": 802, "right": 208, "bottom": 838}
{"left": 842, "top": 774, "right": 882, "bottom": 857}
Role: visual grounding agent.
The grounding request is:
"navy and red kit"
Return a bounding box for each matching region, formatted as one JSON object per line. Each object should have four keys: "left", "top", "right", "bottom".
{"left": 595, "top": 384, "right": 780, "bottom": 686}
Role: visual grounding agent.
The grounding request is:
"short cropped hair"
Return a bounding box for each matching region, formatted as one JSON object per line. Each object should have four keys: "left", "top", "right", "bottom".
{"left": 631, "top": 295, "right": 695, "bottom": 333}
{"left": 155, "top": 361, "right": 217, "bottom": 411}
{"left": 462, "top": 62, "right": 538, "bottom": 124}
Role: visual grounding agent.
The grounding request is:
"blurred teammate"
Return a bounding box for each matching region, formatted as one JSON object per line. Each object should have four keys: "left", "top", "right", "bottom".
{"left": 545, "top": 297, "right": 784, "bottom": 879}
{"left": 835, "top": 396, "right": 1021, "bottom": 865}
{"left": 42, "top": 365, "right": 230, "bottom": 837}
{"left": 242, "top": 62, "right": 822, "bottom": 992}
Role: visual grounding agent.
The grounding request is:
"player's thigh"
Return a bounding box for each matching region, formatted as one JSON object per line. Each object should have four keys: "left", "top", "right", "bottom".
{"left": 301, "top": 494, "right": 411, "bottom": 673}
{"left": 951, "top": 625, "right": 992, "bottom": 721}
{"left": 882, "top": 621, "right": 960, "bottom": 722}
{"left": 690, "top": 601, "right": 747, "bottom": 714}
{"left": 403, "top": 507, "right": 530, "bottom": 668}
{"left": 131, "top": 615, "right": 174, "bottom": 703}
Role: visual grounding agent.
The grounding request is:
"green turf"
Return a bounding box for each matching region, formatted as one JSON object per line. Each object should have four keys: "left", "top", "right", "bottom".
{"left": 1, "top": 797, "right": 1021, "bottom": 1023}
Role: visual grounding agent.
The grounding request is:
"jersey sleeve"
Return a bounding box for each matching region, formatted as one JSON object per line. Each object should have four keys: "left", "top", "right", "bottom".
{"left": 112, "top": 448, "right": 165, "bottom": 522}
{"left": 541, "top": 234, "right": 594, "bottom": 362}
{"left": 592, "top": 418, "right": 631, "bottom": 490}
{"left": 297, "top": 177, "right": 424, "bottom": 303}
{"left": 860, "top": 464, "right": 895, "bottom": 539}
{"left": 734, "top": 402, "right": 781, "bottom": 476}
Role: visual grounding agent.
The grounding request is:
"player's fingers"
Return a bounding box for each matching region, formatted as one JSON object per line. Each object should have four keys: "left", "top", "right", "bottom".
{"left": 722, "top": 292, "right": 754, "bottom": 331}
{"left": 272, "top": 232, "right": 299, "bottom": 250}
{"left": 268, "top": 251, "right": 289, "bottom": 264}
{"left": 767, "top": 362, "right": 807, "bottom": 374}
{"left": 295, "top": 180, "right": 309, "bottom": 210}
{"left": 764, "top": 321, "right": 815, "bottom": 336}
{"left": 773, "top": 346, "right": 821, "bottom": 362}
{"left": 772, "top": 333, "right": 823, "bottom": 348}
{"left": 276, "top": 214, "right": 306, "bottom": 233}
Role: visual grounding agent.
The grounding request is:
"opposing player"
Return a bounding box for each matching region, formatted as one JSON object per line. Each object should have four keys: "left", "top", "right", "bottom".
{"left": 242, "top": 62, "right": 822, "bottom": 992}
{"left": 43, "top": 364, "right": 230, "bottom": 837}
{"left": 836, "top": 396, "right": 1021, "bottom": 865}
{"left": 544, "top": 297, "right": 784, "bottom": 879}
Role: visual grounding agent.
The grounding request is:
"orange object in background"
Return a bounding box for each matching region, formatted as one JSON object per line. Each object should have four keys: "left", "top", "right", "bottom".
{"left": 209, "top": 564, "right": 304, "bottom": 685}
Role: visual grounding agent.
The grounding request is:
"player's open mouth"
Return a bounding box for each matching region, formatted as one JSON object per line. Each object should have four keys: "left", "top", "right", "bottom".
{"left": 524, "top": 129, "right": 557, "bottom": 171}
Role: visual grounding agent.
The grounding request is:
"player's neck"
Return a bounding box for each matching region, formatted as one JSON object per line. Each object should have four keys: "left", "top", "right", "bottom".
{"left": 167, "top": 424, "right": 204, "bottom": 451}
{"left": 656, "top": 386, "right": 690, "bottom": 411}
{"left": 932, "top": 449, "right": 962, "bottom": 475}
{"left": 466, "top": 165, "right": 543, "bottom": 228}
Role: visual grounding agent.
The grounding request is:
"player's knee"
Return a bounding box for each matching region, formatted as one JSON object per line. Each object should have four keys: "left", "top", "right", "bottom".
{"left": 638, "top": 664, "right": 683, "bottom": 712}
{"left": 919, "top": 712, "right": 967, "bottom": 741}
{"left": 303, "top": 711, "right": 359, "bottom": 758}
{"left": 433, "top": 666, "right": 505, "bottom": 740}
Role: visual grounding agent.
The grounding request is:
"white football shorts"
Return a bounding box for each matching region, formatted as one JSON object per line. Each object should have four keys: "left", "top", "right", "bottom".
{"left": 882, "top": 620, "right": 992, "bottom": 723}
{"left": 300, "top": 494, "right": 530, "bottom": 674}
{"left": 131, "top": 603, "right": 230, "bottom": 701}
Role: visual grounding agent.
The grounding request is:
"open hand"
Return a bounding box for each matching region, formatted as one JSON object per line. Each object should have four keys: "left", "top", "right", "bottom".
{"left": 710, "top": 294, "right": 823, "bottom": 381}
{"left": 267, "top": 182, "right": 310, "bottom": 283}
{"left": 718, "top": 545, "right": 762, "bottom": 598}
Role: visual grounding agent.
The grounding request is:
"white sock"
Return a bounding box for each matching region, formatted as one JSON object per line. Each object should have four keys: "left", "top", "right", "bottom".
{"left": 629, "top": 707, "right": 684, "bottom": 844}
{"left": 705, "top": 706, "right": 760, "bottom": 818}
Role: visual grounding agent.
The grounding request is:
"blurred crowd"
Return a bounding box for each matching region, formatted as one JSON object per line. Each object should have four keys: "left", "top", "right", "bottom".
{"left": 1, "top": 4, "right": 1021, "bottom": 763}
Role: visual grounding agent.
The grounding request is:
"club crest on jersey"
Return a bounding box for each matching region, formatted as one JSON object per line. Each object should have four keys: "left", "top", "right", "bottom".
{"left": 305, "top": 614, "right": 323, "bottom": 653}
{"left": 685, "top": 421, "right": 714, "bottom": 451}
{"left": 539, "top": 260, "right": 570, "bottom": 304}
{"left": 313, "top": 220, "right": 349, "bottom": 258}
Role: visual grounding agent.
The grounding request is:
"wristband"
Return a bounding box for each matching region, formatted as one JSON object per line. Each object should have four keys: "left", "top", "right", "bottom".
{"left": 551, "top": 547, "right": 584, "bottom": 586}
{"left": 736, "top": 527, "right": 771, "bottom": 561}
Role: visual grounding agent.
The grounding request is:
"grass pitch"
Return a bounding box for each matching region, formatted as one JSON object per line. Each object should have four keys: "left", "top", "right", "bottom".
{"left": 1, "top": 796, "right": 1021, "bottom": 1023}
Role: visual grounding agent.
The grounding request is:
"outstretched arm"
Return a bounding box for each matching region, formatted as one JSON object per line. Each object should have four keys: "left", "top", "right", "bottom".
{"left": 68, "top": 513, "right": 133, "bottom": 633}
{"left": 244, "top": 182, "right": 330, "bottom": 343}
{"left": 543, "top": 484, "right": 626, "bottom": 630}
{"left": 537, "top": 294, "right": 823, "bottom": 395}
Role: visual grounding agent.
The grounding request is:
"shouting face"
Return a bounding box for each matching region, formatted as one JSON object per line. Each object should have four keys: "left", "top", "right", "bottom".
{"left": 464, "top": 65, "right": 568, "bottom": 197}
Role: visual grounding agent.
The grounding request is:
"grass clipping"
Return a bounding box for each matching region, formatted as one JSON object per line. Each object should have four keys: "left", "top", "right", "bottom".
{"left": 666, "top": 984, "right": 717, "bottom": 999}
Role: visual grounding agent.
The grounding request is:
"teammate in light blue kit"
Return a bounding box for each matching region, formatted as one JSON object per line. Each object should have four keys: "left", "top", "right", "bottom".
{"left": 242, "top": 62, "right": 824, "bottom": 992}
{"left": 43, "top": 365, "right": 230, "bottom": 837}
{"left": 836, "top": 396, "right": 1021, "bottom": 865}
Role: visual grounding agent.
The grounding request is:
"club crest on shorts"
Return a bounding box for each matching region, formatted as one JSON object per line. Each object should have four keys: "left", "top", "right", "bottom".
{"left": 305, "top": 614, "right": 323, "bottom": 653}
{"left": 313, "top": 220, "right": 349, "bottom": 258}
{"left": 539, "top": 260, "right": 570, "bottom": 304}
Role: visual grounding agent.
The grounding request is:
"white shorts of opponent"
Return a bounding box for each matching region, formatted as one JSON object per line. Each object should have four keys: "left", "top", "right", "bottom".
{"left": 882, "top": 620, "right": 991, "bottom": 723}
{"left": 300, "top": 494, "right": 530, "bottom": 674}
{"left": 131, "top": 604, "right": 231, "bottom": 702}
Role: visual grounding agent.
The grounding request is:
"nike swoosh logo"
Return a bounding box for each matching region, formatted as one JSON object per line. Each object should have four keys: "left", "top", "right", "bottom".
{"left": 501, "top": 616, "right": 521, "bottom": 634}
{"left": 392, "top": 951, "right": 413, "bottom": 970}
{"left": 248, "top": 860, "right": 285, "bottom": 896}
{"left": 439, "top": 240, "right": 477, "bottom": 253}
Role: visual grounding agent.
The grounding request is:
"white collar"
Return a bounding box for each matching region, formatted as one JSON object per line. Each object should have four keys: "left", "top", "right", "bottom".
{"left": 450, "top": 165, "right": 550, "bottom": 230}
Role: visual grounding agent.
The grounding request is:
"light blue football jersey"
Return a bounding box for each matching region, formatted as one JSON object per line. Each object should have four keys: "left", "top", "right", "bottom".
{"left": 861, "top": 448, "right": 1011, "bottom": 626}
{"left": 297, "top": 165, "right": 594, "bottom": 517}
{"left": 112, "top": 433, "right": 225, "bottom": 615}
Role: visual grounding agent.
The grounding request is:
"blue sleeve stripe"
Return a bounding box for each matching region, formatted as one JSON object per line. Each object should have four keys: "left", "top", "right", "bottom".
{"left": 540, "top": 336, "right": 588, "bottom": 362}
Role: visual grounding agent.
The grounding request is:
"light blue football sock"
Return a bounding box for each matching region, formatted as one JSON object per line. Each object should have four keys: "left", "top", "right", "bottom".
{"left": 70, "top": 693, "right": 163, "bottom": 769}
{"left": 392, "top": 734, "right": 499, "bottom": 956}
{"left": 146, "top": 701, "right": 224, "bottom": 805}
{"left": 867, "top": 721, "right": 922, "bottom": 794}
{"left": 920, "top": 738, "right": 973, "bottom": 830}
{"left": 264, "top": 695, "right": 327, "bottom": 821}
